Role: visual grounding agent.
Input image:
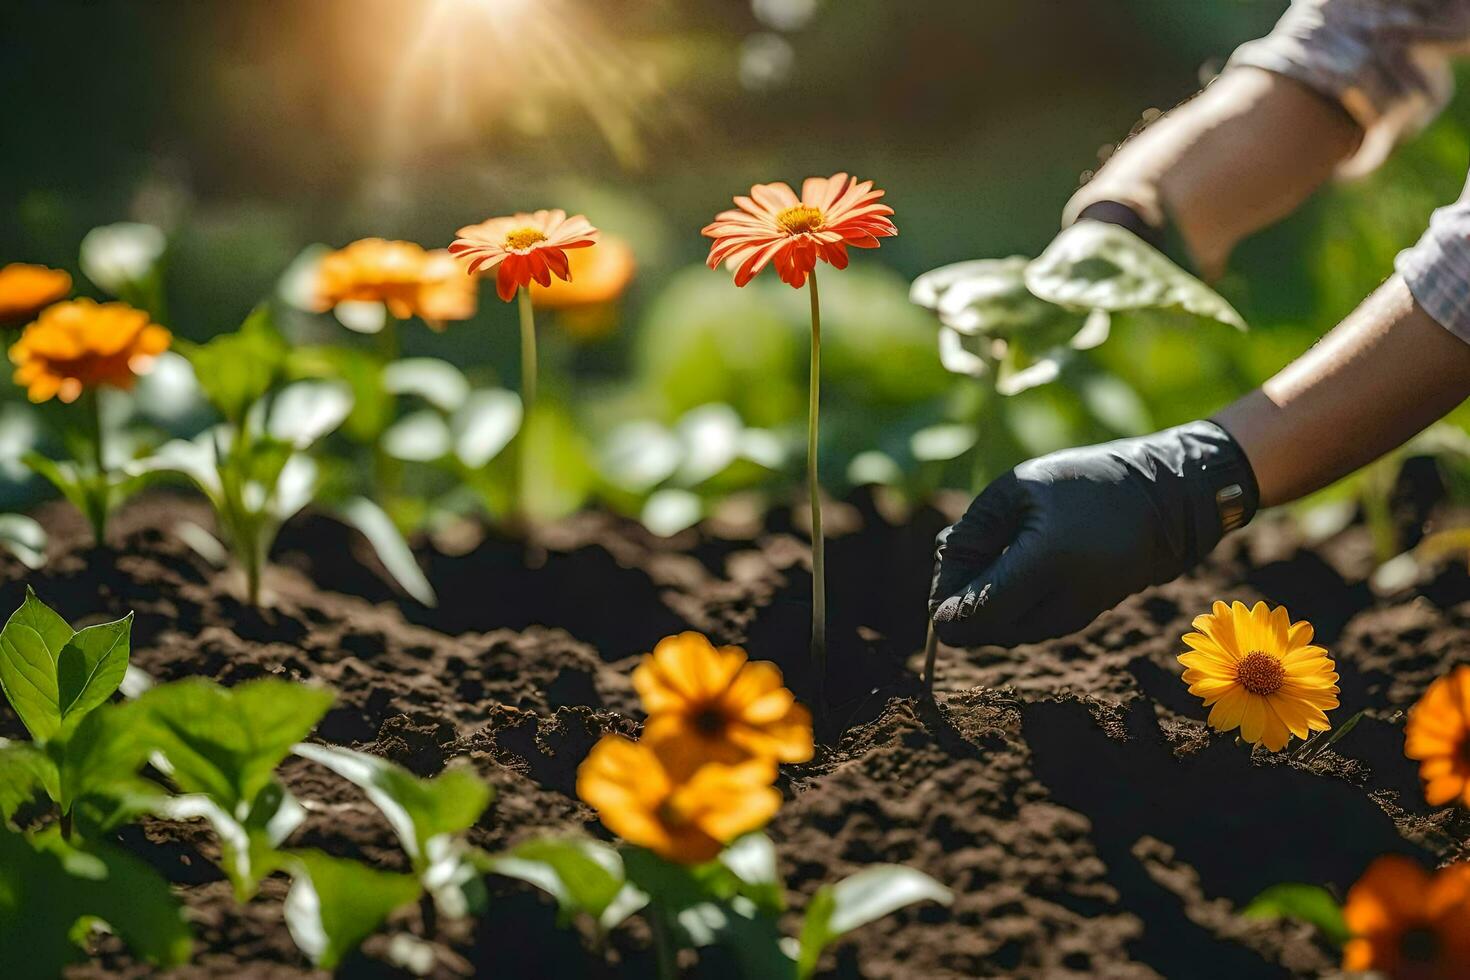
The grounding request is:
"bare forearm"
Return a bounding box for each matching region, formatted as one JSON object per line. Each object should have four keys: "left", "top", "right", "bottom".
{"left": 1214, "top": 278, "right": 1470, "bottom": 507}
{"left": 1067, "top": 67, "right": 1362, "bottom": 277}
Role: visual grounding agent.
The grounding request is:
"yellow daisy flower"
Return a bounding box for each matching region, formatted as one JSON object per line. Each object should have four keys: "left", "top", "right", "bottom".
{"left": 1178, "top": 600, "right": 1340, "bottom": 751}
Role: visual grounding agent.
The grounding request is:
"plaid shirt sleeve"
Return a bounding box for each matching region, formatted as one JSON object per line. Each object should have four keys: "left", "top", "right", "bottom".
{"left": 1397, "top": 177, "right": 1470, "bottom": 344}
{"left": 1229, "top": 0, "right": 1470, "bottom": 177}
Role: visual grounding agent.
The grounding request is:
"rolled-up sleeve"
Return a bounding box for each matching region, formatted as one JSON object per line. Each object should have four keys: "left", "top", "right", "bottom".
{"left": 1229, "top": 0, "right": 1470, "bottom": 176}
{"left": 1398, "top": 176, "right": 1470, "bottom": 342}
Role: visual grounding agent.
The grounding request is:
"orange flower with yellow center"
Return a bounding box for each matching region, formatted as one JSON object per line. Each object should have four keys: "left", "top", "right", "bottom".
{"left": 0, "top": 263, "right": 71, "bottom": 325}
{"left": 10, "top": 299, "right": 170, "bottom": 403}
{"left": 576, "top": 734, "right": 780, "bottom": 865}
{"left": 1177, "top": 600, "right": 1339, "bottom": 751}
{"left": 312, "top": 239, "right": 476, "bottom": 328}
{"left": 1405, "top": 665, "right": 1470, "bottom": 808}
{"left": 1343, "top": 855, "right": 1470, "bottom": 978}
{"left": 633, "top": 632, "right": 813, "bottom": 769}
{"left": 702, "top": 172, "right": 896, "bottom": 288}
{"left": 450, "top": 210, "right": 599, "bottom": 302}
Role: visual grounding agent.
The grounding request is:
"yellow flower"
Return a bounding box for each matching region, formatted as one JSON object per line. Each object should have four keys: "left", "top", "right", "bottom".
{"left": 1405, "top": 665, "right": 1470, "bottom": 807}
{"left": 10, "top": 299, "right": 170, "bottom": 403}
{"left": 633, "top": 632, "right": 813, "bottom": 769}
{"left": 1343, "top": 855, "right": 1470, "bottom": 977}
{"left": 576, "top": 734, "right": 780, "bottom": 865}
{"left": 1177, "top": 601, "right": 1339, "bottom": 751}
{"left": 312, "top": 238, "right": 476, "bottom": 328}
{"left": 0, "top": 263, "right": 71, "bottom": 325}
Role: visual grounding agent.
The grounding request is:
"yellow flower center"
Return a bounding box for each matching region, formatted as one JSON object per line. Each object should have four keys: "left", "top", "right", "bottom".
{"left": 503, "top": 227, "right": 548, "bottom": 251}
{"left": 776, "top": 205, "right": 824, "bottom": 235}
{"left": 1236, "top": 652, "right": 1286, "bottom": 696}
{"left": 657, "top": 795, "right": 693, "bottom": 829}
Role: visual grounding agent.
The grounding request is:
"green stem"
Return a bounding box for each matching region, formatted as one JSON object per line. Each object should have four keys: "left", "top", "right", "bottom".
{"left": 516, "top": 288, "right": 538, "bottom": 526}
{"left": 375, "top": 315, "right": 404, "bottom": 512}
{"left": 806, "top": 271, "right": 826, "bottom": 709}
{"left": 59, "top": 809, "right": 72, "bottom": 842}
{"left": 86, "top": 389, "right": 107, "bottom": 546}
{"left": 651, "top": 908, "right": 677, "bottom": 980}
{"left": 518, "top": 287, "right": 538, "bottom": 412}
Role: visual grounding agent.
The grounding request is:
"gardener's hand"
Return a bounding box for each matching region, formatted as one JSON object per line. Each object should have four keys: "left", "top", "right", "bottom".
{"left": 929, "top": 420, "right": 1258, "bottom": 648}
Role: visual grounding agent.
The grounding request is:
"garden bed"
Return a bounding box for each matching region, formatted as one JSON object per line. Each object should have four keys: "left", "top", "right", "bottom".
{"left": 8, "top": 488, "right": 1468, "bottom": 978}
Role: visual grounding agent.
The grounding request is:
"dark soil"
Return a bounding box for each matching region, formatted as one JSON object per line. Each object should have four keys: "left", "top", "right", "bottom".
{"left": 6, "top": 487, "right": 1469, "bottom": 979}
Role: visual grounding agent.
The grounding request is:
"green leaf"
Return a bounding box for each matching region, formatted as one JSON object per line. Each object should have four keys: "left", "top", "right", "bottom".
{"left": 520, "top": 402, "right": 595, "bottom": 522}
{"left": 179, "top": 305, "right": 289, "bottom": 424}
{"left": 720, "top": 833, "right": 785, "bottom": 916}
{"left": 0, "top": 740, "right": 58, "bottom": 820}
{"left": 622, "top": 846, "right": 743, "bottom": 912}
{"left": 56, "top": 613, "right": 132, "bottom": 726}
{"left": 292, "top": 743, "right": 490, "bottom": 871}
{"left": 335, "top": 497, "right": 438, "bottom": 607}
{"left": 383, "top": 358, "right": 470, "bottom": 412}
{"left": 452, "top": 388, "right": 522, "bottom": 468}
{"left": 0, "top": 825, "right": 191, "bottom": 973}
{"left": 0, "top": 588, "right": 76, "bottom": 743}
{"left": 676, "top": 900, "right": 797, "bottom": 980}
{"left": 154, "top": 780, "right": 303, "bottom": 900}
{"left": 1243, "top": 883, "right": 1350, "bottom": 946}
{"left": 1024, "top": 220, "right": 1246, "bottom": 330}
{"left": 136, "top": 678, "right": 334, "bottom": 812}
{"left": 53, "top": 698, "right": 155, "bottom": 816}
{"left": 283, "top": 849, "right": 422, "bottom": 970}
{"left": 796, "top": 865, "right": 952, "bottom": 979}
{"left": 266, "top": 380, "right": 354, "bottom": 449}
{"left": 0, "top": 514, "right": 47, "bottom": 569}
{"left": 382, "top": 410, "right": 453, "bottom": 462}
{"left": 482, "top": 837, "right": 644, "bottom": 931}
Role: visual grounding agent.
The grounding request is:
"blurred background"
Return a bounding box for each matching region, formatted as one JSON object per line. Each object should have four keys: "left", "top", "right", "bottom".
{"left": 5, "top": 0, "right": 1470, "bottom": 551}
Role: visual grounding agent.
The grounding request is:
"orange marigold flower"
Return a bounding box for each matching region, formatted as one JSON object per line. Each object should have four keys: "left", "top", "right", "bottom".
{"left": 1405, "top": 665, "right": 1470, "bottom": 808}
{"left": 312, "top": 239, "right": 476, "bottom": 327}
{"left": 10, "top": 299, "right": 170, "bottom": 403}
{"left": 450, "top": 210, "right": 599, "bottom": 303}
{"left": 529, "top": 237, "right": 635, "bottom": 310}
{"left": 702, "top": 172, "right": 896, "bottom": 288}
{"left": 0, "top": 263, "right": 71, "bottom": 325}
{"left": 633, "top": 632, "right": 813, "bottom": 769}
{"left": 576, "top": 734, "right": 780, "bottom": 865}
{"left": 1343, "top": 855, "right": 1470, "bottom": 977}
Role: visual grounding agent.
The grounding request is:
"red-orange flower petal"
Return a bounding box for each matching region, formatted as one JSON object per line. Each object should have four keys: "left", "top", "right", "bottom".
{"left": 702, "top": 173, "right": 896, "bottom": 288}
{"left": 0, "top": 263, "right": 71, "bottom": 325}
{"left": 450, "top": 210, "right": 599, "bottom": 302}
{"left": 10, "top": 299, "right": 170, "bottom": 403}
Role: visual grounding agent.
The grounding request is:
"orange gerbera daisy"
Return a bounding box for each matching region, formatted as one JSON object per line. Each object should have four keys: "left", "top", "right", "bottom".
{"left": 1405, "top": 665, "right": 1470, "bottom": 808}
{"left": 633, "top": 632, "right": 813, "bottom": 769}
{"left": 312, "top": 238, "right": 475, "bottom": 328}
{"left": 0, "top": 263, "right": 71, "bottom": 325}
{"left": 576, "top": 734, "right": 780, "bottom": 865}
{"left": 1178, "top": 600, "right": 1340, "bottom": 752}
{"left": 702, "top": 172, "right": 896, "bottom": 288}
{"left": 1343, "top": 855, "right": 1470, "bottom": 978}
{"left": 450, "top": 210, "right": 599, "bottom": 302}
{"left": 10, "top": 299, "right": 170, "bottom": 403}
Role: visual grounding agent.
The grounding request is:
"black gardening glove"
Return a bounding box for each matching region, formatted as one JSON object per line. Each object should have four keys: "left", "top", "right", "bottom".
{"left": 929, "top": 421, "right": 1258, "bottom": 647}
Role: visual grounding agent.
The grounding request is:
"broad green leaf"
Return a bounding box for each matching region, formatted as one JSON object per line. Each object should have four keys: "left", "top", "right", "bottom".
{"left": 482, "top": 837, "right": 644, "bottom": 931}
{"left": 676, "top": 900, "right": 796, "bottom": 980}
{"left": 136, "top": 678, "right": 334, "bottom": 812}
{"left": 0, "top": 740, "right": 57, "bottom": 820}
{"left": 382, "top": 409, "right": 453, "bottom": 462}
{"left": 452, "top": 389, "right": 522, "bottom": 468}
{"left": 267, "top": 380, "right": 354, "bottom": 449}
{"left": 910, "top": 424, "right": 977, "bottom": 463}
{"left": 283, "top": 849, "right": 422, "bottom": 970}
{"left": 155, "top": 780, "right": 303, "bottom": 900}
{"left": 179, "top": 305, "right": 289, "bottom": 424}
{"left": 641, "top": 489, "right": 703, "bottom": 537}
{"left": 54, "top": 698, "right": 154, "bottom": 816}
{"left": 911, "top": 256, "right": 1080, "bottom": 340}
{"left": 335, "top": 497, "right": 438, "bottom": 607}
{"left": 1243, "top": 883, "right": 1350, "bottom": 946}
{"left": 720, "top": 833, "right": 785, "bottom": 916}
{"left": 797, "top": 865, "right": 952, "bottom": 978}
{"left": 384, "top": 358, "right": 470, "bottom": 412}
{"left": 621, "top": 846, "right": 743, "bottom": 912}
{"left": 0, "top": 588, "right": 76, "bottom": 743}
{"left": 674, "top": 404, "right": 742, "bottom": 486}
{"left": 292, "top": 743, "right": 490, "bottom": 869}
{"left": 21, "top": 453, "right": 95, "bottom": 528}
{"left": 600, "top": 420, "right": 682, "bottom": 493}
{"left": 289, "top": 345, "right": 394, "bottom": 443}
{"left": 56, "top": 613, "right": 132, "bottom": 725}
{"left": 3, "top": 825, "right": 192, "bottom": 971}
{"left": 79, "top": 222, "right": 166, "bottom": 296}
{"left": 1024, "top": 220, "right": 1246, "bottom": 330}
{"left": 0, "top": 514, "right": 47, "bottom": 569}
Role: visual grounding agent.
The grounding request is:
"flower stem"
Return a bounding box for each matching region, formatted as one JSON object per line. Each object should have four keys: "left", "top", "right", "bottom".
{"left": 516, "top": 287, "right": 538, "bottom": 525}
{"left": 806, "top": 271, "right": 826, "bottom": 710}
{"left": 85, "top": 388, "right": 108, "bottom": 546}
{"left": 650, "top": 908, "right": 677, "bottom": 980}
{"left": 518, "top": 287, "right": 538, "bottom": 412}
